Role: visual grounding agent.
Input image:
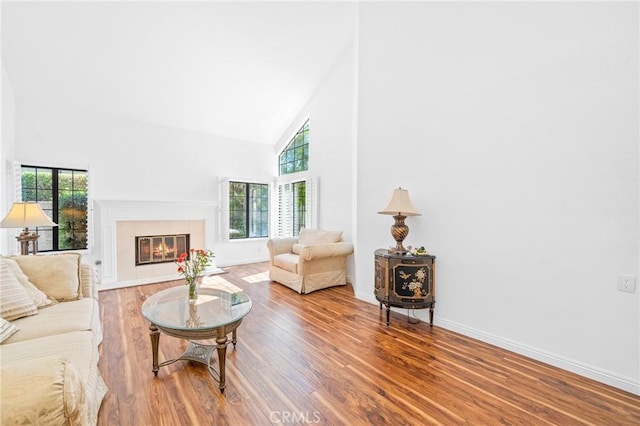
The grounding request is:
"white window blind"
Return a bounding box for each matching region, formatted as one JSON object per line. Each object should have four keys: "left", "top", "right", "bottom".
{"left": 218, "top": 178, "right": 230, "bottom": 242}
{"left": 277, "top": 182, "right": 291, "bottom": 238}
{"left": 305, "top": 177, "right": 318, "bottom": 231}
{"left": 13, "top": 161, "right": 21, "bottom": 202}
{"left": 274, "top": 176, "right": 318, "bottom": 238}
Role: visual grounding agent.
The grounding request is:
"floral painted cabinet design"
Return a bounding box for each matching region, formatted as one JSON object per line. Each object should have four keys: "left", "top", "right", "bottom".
{"left": 374, "top": 249, "right": 436, "bottom": 326}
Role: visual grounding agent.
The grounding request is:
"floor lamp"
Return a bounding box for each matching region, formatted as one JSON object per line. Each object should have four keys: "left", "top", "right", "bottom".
{"left": 0, "top": 202, "right": 58, "bottom": 255}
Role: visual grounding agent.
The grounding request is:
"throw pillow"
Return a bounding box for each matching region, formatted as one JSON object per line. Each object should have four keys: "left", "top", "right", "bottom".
{"left": 0, "top": 262, "right": 38, "bottom": 321}
{"left": 298, "top": 228, "right": 343, "bottom": 245}
{"left": 0, "top": 316, "right": 18, "bottom": 343}
{"left": 3, "top": 257, "right": 57, "bottom": 308}
{"left": 10, "top": 253, "right": 82, "bottom": 302}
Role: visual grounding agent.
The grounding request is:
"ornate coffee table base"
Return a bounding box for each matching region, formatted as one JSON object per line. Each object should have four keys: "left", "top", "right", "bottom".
{"left": 149, "top": 323, "right": 239, "bottom": 392}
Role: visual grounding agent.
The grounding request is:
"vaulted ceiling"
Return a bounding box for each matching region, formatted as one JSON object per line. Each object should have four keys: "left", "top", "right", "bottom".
{"left": 1, "top": 2, "right": 356, "bottom": 144}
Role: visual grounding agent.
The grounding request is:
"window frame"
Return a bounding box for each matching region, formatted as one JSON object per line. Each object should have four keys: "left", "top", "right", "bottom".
{"left": 272, "top": 175, "right": 317, "bottom": 238}
{"left": 279, "top": 119, "right": 309, "bottom": 176}
{"left": 20, "top": 164, "right": 89, "bottom": 252}
{"left": 225, "top": 180, "right": 270, "bottom": 241}
{"left": 273, "top": 118, "right": 315, "bottom": 237}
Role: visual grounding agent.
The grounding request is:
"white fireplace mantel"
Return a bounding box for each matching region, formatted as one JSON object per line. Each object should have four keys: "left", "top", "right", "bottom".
{"left": 93, "top": 199, "right": 217, "bottom": 289}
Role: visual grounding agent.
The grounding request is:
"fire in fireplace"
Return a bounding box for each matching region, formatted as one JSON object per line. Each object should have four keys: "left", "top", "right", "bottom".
{"left": 135, "top": 234, "right": 190, "bottom": 266}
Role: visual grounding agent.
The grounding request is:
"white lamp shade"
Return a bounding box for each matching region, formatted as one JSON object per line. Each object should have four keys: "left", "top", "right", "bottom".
{"left": 378, "top": 188, "right": 421, "bottom": 216}
{"left": 0, "top": 202, "right": 58, "bottom": 228}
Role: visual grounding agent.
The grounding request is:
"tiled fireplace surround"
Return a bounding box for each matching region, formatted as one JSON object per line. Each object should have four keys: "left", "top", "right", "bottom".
{"left": 95, "top": 200, "right": 216, "bottom": 290}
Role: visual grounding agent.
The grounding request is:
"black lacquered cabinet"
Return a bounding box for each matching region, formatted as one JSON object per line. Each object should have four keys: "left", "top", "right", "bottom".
{"left": 374, "top": 249, "right": 436, "bottom": 326}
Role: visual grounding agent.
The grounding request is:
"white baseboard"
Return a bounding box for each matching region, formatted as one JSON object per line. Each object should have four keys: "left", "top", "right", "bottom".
{"left": 434, "top": 318, "right": 640, "bottom": 395}
{"left": 437, "top": 317, "right": 640, "bottom": 396}
{"left": 355, "top": 293, "right": 639, "bottom": 395}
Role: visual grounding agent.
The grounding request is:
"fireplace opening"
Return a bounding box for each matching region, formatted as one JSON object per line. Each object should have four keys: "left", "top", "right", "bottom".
{"left": 135, "top": 234, "right": 190, "bottom": 266}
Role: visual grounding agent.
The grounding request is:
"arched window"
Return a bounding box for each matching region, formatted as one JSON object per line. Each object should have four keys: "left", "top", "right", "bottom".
{"left": 274, "top": 120, "right": 316, "bottom": 237}
{"left": 279, "top": 120, "right": 309, "bottom": 175}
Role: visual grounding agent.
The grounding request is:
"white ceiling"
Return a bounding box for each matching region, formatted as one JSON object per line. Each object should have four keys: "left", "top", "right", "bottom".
{"left": 1, "top": 1, "right": 356, "bottom": 144}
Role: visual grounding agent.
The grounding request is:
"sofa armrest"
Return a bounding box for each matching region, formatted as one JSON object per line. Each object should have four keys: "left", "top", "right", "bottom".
{"left": 80, "top": 263, "right": 99, "bottom": 301}
{"left": 0, "top": 355, "right": 88, "bottom": 425}
{"left": 266, "top": 238, "right": 298, "bottom": 263}
{"left": 300, "top": 242, "right": 354, "bottom": 262}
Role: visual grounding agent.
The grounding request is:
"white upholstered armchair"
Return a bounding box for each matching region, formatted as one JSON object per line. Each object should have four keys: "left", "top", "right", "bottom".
{"left": 266, "top": 229, "right": 354, "bottom": 294}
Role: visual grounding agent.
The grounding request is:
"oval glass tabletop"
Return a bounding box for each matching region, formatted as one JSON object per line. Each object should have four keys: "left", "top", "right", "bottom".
{"left": 141, "top": 286, "right": 252, "bottom": 331}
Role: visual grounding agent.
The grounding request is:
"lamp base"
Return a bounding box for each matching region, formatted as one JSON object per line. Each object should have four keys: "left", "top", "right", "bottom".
{"left": 388, "top": 247, "right": 409, "bottom": 255}
{"left": 388, "top": 215, "right": 410, "bottom": 255}
{"left": 16, "top": 230, "right": 40, "bottom": 255}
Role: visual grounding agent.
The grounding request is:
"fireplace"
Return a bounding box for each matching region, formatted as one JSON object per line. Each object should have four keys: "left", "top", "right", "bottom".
{"left": 95, "top": 199, "right": 210, "bottom": 288}
{"left": 135, "top": 234, "right": 190, "bottom": 266}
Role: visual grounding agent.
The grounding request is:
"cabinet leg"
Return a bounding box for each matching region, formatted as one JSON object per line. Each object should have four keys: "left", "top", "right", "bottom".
{"left": 429, "top": 307, "right": 434, "bottom": 327}
{"left": 386, "top": 304, "right": 391, "bottom": 326}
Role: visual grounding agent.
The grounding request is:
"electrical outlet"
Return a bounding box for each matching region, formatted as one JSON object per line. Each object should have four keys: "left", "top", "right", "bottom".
{"left": 617, "top": 274, "right": 636, "bottom": 293}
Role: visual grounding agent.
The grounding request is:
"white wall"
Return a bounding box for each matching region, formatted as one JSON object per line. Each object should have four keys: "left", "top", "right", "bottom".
{"left": 0, "top": 62, "right": 16, "bottom": 255}
{"left": 274, "top": 42, "right": 357, "bottom": 277}
{"left": 355, "top": 2, "right": 639, "bottom": 394}
{"left": 12, "top": 100, "right": 274, "bottom": 267}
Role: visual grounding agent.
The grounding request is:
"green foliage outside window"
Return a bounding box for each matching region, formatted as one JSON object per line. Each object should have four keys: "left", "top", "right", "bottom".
{"left": 279, "top": 120, "right": 309, "bottom": 175}
{"left": 229, "top": 182, "right": 268, "bottom": 239}
{"left": 21, "top": 166, "right": 88, "bottom": 251}
{"left": 276, "top": 121, "right": 309, "bottom": 237}
{"left": 293, "top": 181, "right": 306, "bottom": 236}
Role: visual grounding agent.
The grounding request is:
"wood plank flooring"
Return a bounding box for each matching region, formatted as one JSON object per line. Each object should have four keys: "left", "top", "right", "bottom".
{"left": 97, "top": 262, "right": 640, "bottom": 425}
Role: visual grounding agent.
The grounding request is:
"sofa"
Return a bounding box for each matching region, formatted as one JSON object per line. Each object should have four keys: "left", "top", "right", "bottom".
{"left": 0, "top": 253, "right": 107, "bottom": 425}
{"left": 267, "top": 228, "right": 354, "bottom": 294}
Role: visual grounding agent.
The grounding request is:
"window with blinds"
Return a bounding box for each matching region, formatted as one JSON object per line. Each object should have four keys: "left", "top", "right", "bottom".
{"left": 219, "top": 120, "right": 316, "bottom": 241}
{"left": 275, "top": 177, "right": 317, "bottom": 238}
{"left": 218, "top": 177, "right": 317, "bottom": 241}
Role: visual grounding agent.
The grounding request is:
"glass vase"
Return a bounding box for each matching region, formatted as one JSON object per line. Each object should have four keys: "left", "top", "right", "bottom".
{"left": 187, "top": 278, "right": 198, "bottom": 303}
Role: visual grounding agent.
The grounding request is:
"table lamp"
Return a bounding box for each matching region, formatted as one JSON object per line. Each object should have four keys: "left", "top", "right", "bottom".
{"left": 0, "top": 202, "right": 58, "bottom": 255}
{"left": 378, "top": 187, "right": 421, "bottom": 254}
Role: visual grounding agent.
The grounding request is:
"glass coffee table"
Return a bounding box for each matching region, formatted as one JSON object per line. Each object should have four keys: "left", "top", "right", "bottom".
{"left": 141, "top": 285, "right": 252, "bottom": 392}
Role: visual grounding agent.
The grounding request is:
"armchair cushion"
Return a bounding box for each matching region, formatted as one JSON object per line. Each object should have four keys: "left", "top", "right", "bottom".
{"left": 298, "top": 228, "right": 343, "bottom": 244}
{"left": 273, "top": 253, "right": 299, "bottom": 274}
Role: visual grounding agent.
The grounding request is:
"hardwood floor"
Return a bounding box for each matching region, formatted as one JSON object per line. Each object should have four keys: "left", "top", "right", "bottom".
{"left": 97, "top": 262, "right": 640, "bottom": 425}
